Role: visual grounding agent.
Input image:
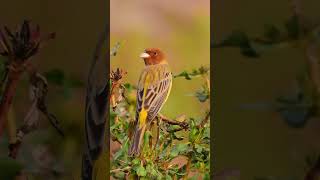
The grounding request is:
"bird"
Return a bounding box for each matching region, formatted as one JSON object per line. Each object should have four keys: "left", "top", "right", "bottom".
{"left": 129, "top": 48, "right": 172, "bottom": 156}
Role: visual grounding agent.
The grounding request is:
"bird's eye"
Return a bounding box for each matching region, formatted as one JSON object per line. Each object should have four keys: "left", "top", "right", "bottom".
{"left": 154, "top": 52, "right": 157, "bottom": 56}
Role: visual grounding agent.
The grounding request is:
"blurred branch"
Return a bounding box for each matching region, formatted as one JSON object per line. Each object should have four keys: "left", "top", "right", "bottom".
{"left": 305, "top": 156, "right": 320, "bottom": 180}
{"left": 9, "top": 65, "right": 64, "bottom": 159}
{"left": 0, "top": 64, "right": 23, "bottom": 136}
{"left": 82, "top": 24, "right": 109, "bottom": 180}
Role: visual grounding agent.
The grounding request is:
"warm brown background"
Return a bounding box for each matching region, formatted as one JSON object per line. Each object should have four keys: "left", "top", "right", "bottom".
{"left": 0, "top": 0, "right": 106, "bottom": 179}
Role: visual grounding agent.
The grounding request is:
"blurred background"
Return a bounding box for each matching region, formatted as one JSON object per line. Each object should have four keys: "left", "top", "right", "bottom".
{"left": 110, "top": 0, "right": 210, "bottom": 119}
{"left": 0, "top": 0, "right": 106, "bottom": 179}
{"left": 213, "top": 0, "right": 320, "bottom": 179}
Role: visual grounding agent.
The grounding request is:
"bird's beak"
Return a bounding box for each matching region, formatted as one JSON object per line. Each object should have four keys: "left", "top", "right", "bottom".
{"left": 140, "top": 52, "right": 150, "bottom": 59}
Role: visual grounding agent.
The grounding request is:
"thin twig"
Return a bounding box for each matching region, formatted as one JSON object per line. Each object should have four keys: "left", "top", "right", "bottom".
{"left": 197, "top": 111, "right": 210, "bottom": 129}
{"left": 110, "top": 166, "right": 131, "bottom": 173}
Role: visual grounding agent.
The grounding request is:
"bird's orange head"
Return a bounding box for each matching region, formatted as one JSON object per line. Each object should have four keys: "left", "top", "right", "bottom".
{"left": 140, "top": 48, "right": 166, "bottom": 65}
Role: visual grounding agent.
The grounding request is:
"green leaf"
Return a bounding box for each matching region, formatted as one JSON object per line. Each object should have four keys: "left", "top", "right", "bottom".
{"left": 203, "top": 173, "right": 210, "bottom": 180}
{"left": 124, "top": 83, "right": 135, "bottom": 91}
{"left": 240, "top": 44, "right": 260, "bottom": 58}
{"left": 195, "top": 143, "right": 203, "bottom": 153}
{"left": 189, "top": 128, "right": 199, "bottom": 142}
{"left": 174, "top": 66, "right": 209, "bottom": 79}
{"left": 166, "top": 174, "right": 173, "bottom": 180}
{"left": 136, "top": 165, "right": 147, "bottom": 177}
{"left": 174, "top": 71, "right": 192, "bottom": 80}
{"left": 44, "top": 69, "right": 65, "bottom": 85}
{"left": 146, "top": 163, "right": 157, "bottom": 176}
{"left": 263, "top": 24, "right": 281, "bottom": 42}
{"left": 195, "top": 90, "right": 209, "bottom": 102}
{"left": 170, "top": 143, "right": 189, "bottom": 158}
{"left": 213, "top": 30, "right": 249, "bottom": 47}
{"left": 132, "top": 158, "right": 140, "bottom": 165}
{"left": 276, "top": 89, "right": 313, "bottom": 128}
{"left": 213, "top": 30, "right": 262, "bottom": 58}
{"left": 0, "top": 157, "right": 23, "bottom": 179}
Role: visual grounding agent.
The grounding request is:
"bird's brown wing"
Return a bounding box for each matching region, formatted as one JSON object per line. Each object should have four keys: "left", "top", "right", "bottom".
{"left": 135, "top": 64, "right": 172, "bottom": 124}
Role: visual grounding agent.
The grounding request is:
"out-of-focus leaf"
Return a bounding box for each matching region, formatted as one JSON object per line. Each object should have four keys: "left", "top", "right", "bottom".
{"left": 0, "top": 157, "right": 23, "bottom": 179}
{"left": 263, "top": 24, "right": 282, "bottom": 42}
{"left": 110, "top": 42, "right": 121, "bottom": 57}
{"left": 285, "top": 15, "right": 301, "bottom": 39}
{"left": 276, "top": 89, "right": 314, "bottom": 128}
{"left": 174, "top": 66, "right": 209, "bottom": 80}
{"left": 44, "top": 69, "right": 65, "bottom": 85}
{"left": 195, "top": 89, "right": 209, "bottom": 102}
{"left": 170, "top": 143, "right": 189, "bottom": 158}
{"left": 174, "top": 71, "right": 192, "bottom": 80}
{"left": 195, "top": 143, "right": 204, "bottom": 153}
{"left": 124, "top": 83, "right": 135, "bottom": 91}
{"left": 45, "top": 69, "right": 83, "bottom": 88}
{"left": 136, "top": 165, "right": 147, "bottom": 177}
{"left": 132, "top": 158, "right": 140, "bottom": 165}
{"left": 146, "top": 163, "right": 157, "bottom": 177}
{"left": 213, "top": 30, "right": 249, "bottom": 47}
{"left": 166, "top": 174, "right": 173, "bottom": 180}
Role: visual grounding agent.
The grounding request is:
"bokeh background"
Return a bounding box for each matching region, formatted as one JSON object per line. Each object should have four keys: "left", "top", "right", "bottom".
{"left": 0, "top": 0, "right": 106, "bottom": 179}
{"left": 111, "top": 0, "right": 210, "bottom": 119}
{"left": 213, "top": 0, "right": 320, "bottom": 179}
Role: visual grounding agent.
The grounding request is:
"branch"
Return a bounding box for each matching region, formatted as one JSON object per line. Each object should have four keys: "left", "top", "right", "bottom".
{"left": 82, "top": 24, "right": 109, "bottom": 180}
{"left": 110, "top": 166, "right": 131, "bottom": 173}
{"left": 158, "top": 114, "right": 189, "bottom": 130}
{"left": 9, "top": 66, "right": 64, "bottom": 159}
{"left": 197, "top": 111, "right": 210, "bottom": 129}
{"left": 0, "top": 63, "right": 23, "bottom": 136}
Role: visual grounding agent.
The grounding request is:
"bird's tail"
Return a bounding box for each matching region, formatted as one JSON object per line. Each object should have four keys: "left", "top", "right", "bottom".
{"left": 128, "top": 125, "right": 146, "bottom": 156}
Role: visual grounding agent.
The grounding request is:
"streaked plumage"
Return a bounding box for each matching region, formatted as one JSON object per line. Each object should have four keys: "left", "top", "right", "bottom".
{"left": 129, "top": 48, "right": 172, "bottom": 156}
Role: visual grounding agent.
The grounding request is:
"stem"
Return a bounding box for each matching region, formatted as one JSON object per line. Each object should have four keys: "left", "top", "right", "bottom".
{"left": 197, "top": 111, "right": 210, "bottom": 129}
{"left": 159, "top": 114, "right": 188, "bottom": 129}
{"left": 0, "top": 67, "right": 22, "bottom": 136}
{"left": 183, "top": 158, "right": 191, "bottom": 180}
{"left": 110, "top": 166, "right": 131, "bottom": 173}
